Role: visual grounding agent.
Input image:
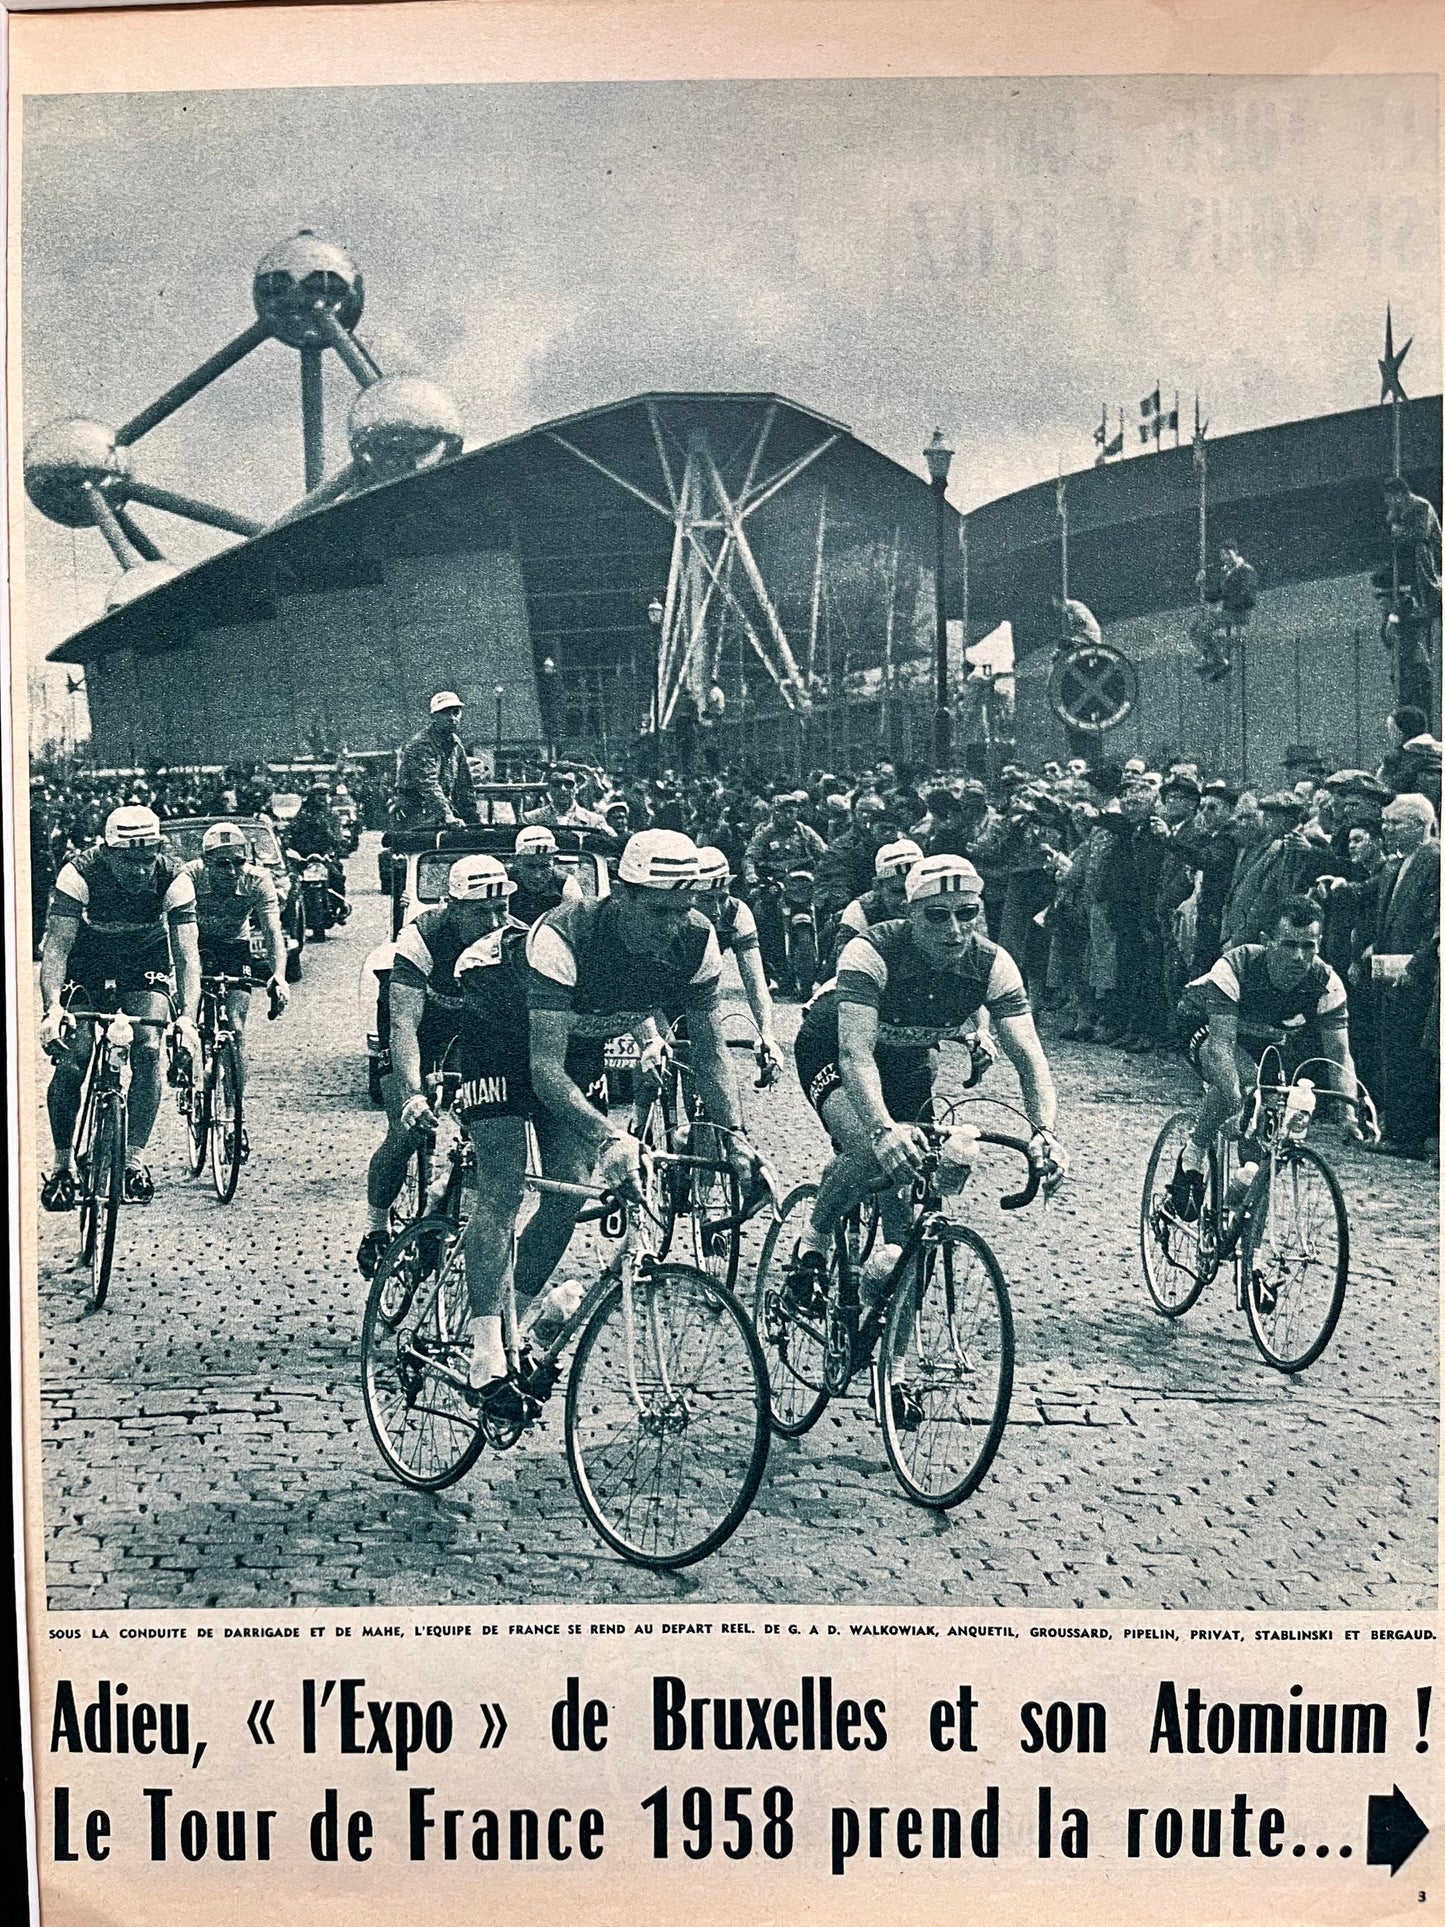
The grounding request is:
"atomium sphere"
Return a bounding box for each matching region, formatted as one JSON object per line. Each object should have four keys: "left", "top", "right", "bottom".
{"left": 347, "top": 375, "right": 464, "bottom": 477}
{"left": 252, "top": 230, "right": 364, "bottom": 348}
{"left": 105, "top": 559, "right": 179, "bottom": 613}
{"left": 24, "top": 417, "right": 131, "bottom": 528}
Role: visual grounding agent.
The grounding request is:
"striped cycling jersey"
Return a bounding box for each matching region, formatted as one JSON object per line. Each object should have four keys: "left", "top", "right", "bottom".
{"left": 454, "top": 925, "right": 532, "bottom": 1051}
{"left": 801, "top": 920, "right": 1029, "bottom": 1054}
{"left": 49, "top": 846, "right": 196, "bottom": 956}
{"left": 526, "top": 893, "right": 722, "bottom": 1037}
{"left": 390, "top": 904, "right": 511, "bottom": 1013}
{"left": 183, "top": 858, "right": 278, "bottom": 946}
{"left": 837, "top": 888, "right": 896, "bottom": 941}
{"left": 713, "top": 894, "right": 760, "bottom": 956}
{"left": 1178, "top": 944, "right": 1348, "bottom": 1044}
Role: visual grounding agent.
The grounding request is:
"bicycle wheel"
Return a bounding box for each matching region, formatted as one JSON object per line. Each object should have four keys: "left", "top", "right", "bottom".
{"left": 878, "top": 1226, "right": 1013, "bottom": 1508}
{"left": 1139, "top": 1111, "right": 1212, "bottom": 1316}
{"left": 208, "top": 1041, "right": 243, "bottom": 1203}
{"left": 1242, "top": 1146, "right": 1349, "bottom": 1373}
{"left": 361, "top": 1218, "right": 487, "bottom": 1489}
{"left": 87, "top": 1101, "right": 125, "bottom": 1311}
{"left": 566, "top": 1263, "right": 770, "bottom": 1569}
{"left": 74, "top": 1074, "right": 100, "bottom": 1270}
{"left": 183, "top": 1052, "right": 210, "bottom": 1178}
{"left": 752, "top": 1183, "right": 832, "bottom": 1436}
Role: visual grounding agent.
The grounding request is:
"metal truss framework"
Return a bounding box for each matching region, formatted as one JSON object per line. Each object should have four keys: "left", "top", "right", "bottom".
{"left": 546, "top": 400, "right": 839, "bottom": 726}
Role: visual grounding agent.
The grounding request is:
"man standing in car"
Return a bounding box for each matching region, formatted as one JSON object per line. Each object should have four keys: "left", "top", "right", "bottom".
{"left": 394, "top": 691, "right": 482, "bottom": 831}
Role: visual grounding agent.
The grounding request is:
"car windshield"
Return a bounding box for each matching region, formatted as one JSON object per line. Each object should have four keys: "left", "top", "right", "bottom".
{"left": 162, "top": 819, "right": 283, "bottom": 866}
{"left": 415, "top": 850, "right": 599, "bottom": 904}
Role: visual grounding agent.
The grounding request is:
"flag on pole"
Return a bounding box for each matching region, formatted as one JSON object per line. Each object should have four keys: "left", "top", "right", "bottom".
{"left": 1093, "top": 404, "right": 1125, "bottom": 464}
{"left": 1191, "top": 393, "right": 1209, "bottom": 470}
{"left": 1139, "top": 385, "right": 1176, "bottom": 446}
{"left": 1056, "top": 471, "right": 1067, "bottom": 519}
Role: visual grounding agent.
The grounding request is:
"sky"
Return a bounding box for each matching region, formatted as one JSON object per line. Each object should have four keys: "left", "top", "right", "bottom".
{"left": 17, "top": 73, "right": 1440, "bottom": 685}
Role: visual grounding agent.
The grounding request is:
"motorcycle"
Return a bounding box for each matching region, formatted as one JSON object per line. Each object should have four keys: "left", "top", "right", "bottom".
{"left": 758, "top": 866, "right": 819, "bottom": 1001}
{"left": 292, "top": 853, "right": 350, "bottom": 940}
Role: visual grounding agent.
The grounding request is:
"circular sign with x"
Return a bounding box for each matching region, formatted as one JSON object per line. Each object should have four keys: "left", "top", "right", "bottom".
{"left": 1048, "top": 642, "right": 1138, "bottom": 734}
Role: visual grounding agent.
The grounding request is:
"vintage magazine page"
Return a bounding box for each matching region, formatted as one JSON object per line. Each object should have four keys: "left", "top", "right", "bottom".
{"left": 6, "top": 1, "right": 1443, "bottom": 1919}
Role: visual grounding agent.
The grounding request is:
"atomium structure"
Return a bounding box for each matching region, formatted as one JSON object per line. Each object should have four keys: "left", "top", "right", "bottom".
{"left": 23, "top": 230, "right": 465, "bottom": 603}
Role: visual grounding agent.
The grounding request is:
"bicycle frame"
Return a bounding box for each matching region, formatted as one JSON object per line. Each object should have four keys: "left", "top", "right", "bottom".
{"left": 802, "top": 1128, "right": 1040, "bottom": 1386}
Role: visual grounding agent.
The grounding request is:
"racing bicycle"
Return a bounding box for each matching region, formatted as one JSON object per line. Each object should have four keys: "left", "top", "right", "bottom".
{"left": 175, "top": 970, "right": 283, "bottom": 1202}
{"left": 753, "top": 1115, "right": 1044, "bottom": 1508}
{"left": 55, "top": 1000, "right": 174, "bottom": 1309}
{"left": 1139, "top": 1053, "right": 1377, "bottom": 1372}
{"left": 360, "top": 1139, "right": 773, "bottom": 1569}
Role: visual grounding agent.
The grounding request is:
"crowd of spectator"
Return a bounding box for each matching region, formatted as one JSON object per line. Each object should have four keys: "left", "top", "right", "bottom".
{"left": 26, "top": 698, "right": 1443, "bottom": 1160}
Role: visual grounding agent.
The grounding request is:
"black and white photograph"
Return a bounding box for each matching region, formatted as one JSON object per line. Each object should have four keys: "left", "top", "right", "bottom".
{"left": 14, "top": 62, "right": 1440, "bottom": 1621}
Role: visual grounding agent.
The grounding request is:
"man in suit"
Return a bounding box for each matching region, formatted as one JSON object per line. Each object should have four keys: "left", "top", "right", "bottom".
{"left": 1366, "top": 792, "right": 1440, "bottom": 1157}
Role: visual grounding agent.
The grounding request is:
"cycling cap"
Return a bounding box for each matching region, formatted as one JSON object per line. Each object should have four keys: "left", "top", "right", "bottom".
{"left": 429, "top": 690, "right": 464, "bottom": 713}
{"left": 104, "top": 805, "right": 162, "bottom": 849}
{"left": 514, "top": 825, "right": 557, "bottom": 855}
{"left": 693, "top": 846, "right": 732, "bottom": 887}
{"left": 905, "top": 854, "right": 984, "bottom": 902}
{"left": 875, "top": 837, "right": 925, "bottom": 879}
{"left": 447, "top": 854, "right": 514, "bottom": 901}
{"left": 618, "top": 829, "right": 700, "bottom": 889}
{"left": 201, "top": 823, "right": 250, "bottom": 854}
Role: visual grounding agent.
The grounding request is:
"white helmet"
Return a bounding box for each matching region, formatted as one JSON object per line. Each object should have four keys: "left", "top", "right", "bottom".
{"left": 874, "top": 837, "right": 924, "bottom": 880}
{"left": 447, "top": 854, "right": 514, "bottom": 902}
{"left": 514, "top": 825, "right": 557, "bottom": 856}
{"left": 905, "top": 854, "right": 985, "bottom": 902}
{"left": 201, "top": 822, "right": 249, "bottom": 855}
{"left": 693, "top": 846, "right": 732, "bottom": 889}
{"left": 104, "top": 805, "right": 162, "bottom": 848}
{"left": 618, "top": 829, "right": 700, "bottom": 889}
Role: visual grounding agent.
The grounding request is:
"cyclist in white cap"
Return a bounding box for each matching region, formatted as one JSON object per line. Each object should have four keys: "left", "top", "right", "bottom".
{"left": 38, "top": 805, "right": 203, "bottom": 1210}
{"left": 509, "top": 824, "right": 585, "bottom": 926}
{"left": 787, "top": 853, "right": 1065, "bottom": 1304}
{"left": 182, "top": 823, "right": 289, "bottom": 1119}
{"left": 691, "top": 846, "right": 785, "bottom": 1085}
{"left": 356, "top": 853, "right": 517, "bottom": 1278}
{"left": 829, "top": 836, "right": 924, "bottom": 967}
{"left": 492, "top": 830, "right": 757, "bottom": 1349}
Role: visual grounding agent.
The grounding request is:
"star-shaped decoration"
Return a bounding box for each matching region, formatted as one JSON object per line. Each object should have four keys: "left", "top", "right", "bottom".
{"left": 1380, "top": 304, "right": 1412, "bottom": 403}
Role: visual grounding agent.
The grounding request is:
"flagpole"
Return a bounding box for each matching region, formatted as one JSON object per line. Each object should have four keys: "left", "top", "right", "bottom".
{"left": 1057, "top": 459, "right": 1069, "bottom": 608}
{"left": 1119, "top": 405, "right": 1125, "bottom": 461}
{"left": 1174, "top": 389, "right": 1181, "bottom": 450}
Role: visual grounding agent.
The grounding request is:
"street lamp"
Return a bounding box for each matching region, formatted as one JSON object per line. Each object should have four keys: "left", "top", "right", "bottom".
{"left": 541, "top": 655, "right": 558, "bottom": 763}
{"left": 646, "top": 596, "right": 665, "bottom": 771}
{"left": 924, "top": 427, "right": 954, "bottom": 770}
{"left": 493, "top": 683, "right": 504, "bottom": 759}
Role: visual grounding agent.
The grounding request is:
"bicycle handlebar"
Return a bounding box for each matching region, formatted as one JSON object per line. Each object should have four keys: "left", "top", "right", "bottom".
{"left": 971, "top": 1131, "right": 1044, "bottom": 1211}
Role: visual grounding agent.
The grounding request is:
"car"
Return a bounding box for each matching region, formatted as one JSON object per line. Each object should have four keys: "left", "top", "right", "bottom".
{"left": 160, "top": 816, "right": 306, "bottom": 981}
{"left": 359, "top": 824, "right": 615, "bottom": 1106}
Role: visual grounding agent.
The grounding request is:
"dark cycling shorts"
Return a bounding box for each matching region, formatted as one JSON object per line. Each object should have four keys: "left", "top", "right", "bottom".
{"left": 65, "top": 932, "right": 172, "bottom": 1003}
{"left": 455, "top": 1034, "right": 609, "bottom": 1125}
{"left": 200, "top": 937, "right": 263, "bottom": 984}
{"left": 793, "top": 1023, "right": 934, "bottom": 1129}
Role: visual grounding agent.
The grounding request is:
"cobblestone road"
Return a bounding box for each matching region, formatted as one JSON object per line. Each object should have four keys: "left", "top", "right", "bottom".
{"left": 35, "top": 839, "right": 1438, "bottom": 1612}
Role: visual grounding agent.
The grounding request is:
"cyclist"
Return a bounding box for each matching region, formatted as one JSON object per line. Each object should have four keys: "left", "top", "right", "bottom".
{"left": 183, "top": 823, "right": 288, "bottom": 1116}
{"left": 787, "top": 853, "right": 1064, "bottom": 1300}
{"left": 38, "top": 805, "right": 202, "bottom": 1209}
{"left": 356, "top": 854, "right": 517, "bottom": 1279}
{"left": 503, "top": 829, "right": 756, "bottom": 1364}
{"left": 1168, "top": 894, "right": 1359, "bottom": 1221}
{"left": 829, "top": 836, "right": 924, "bottom": 965}
{"left": 692, "top": 846, "right": 785, "bottom": 1084}
{"left": 509, "top": 824, "right": 585, "bottom": 926}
